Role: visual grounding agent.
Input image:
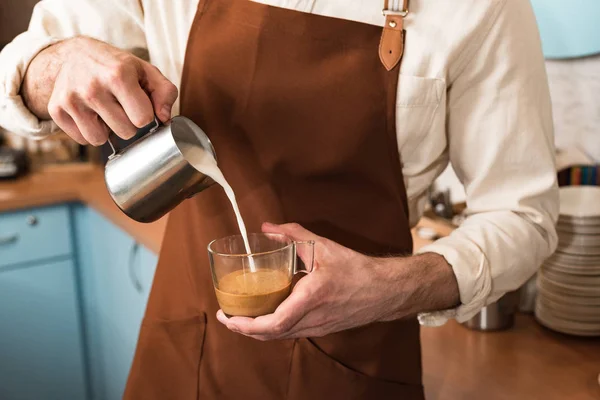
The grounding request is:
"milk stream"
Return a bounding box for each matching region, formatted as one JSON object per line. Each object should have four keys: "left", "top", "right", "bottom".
{"left": 184, "top": 144, "right": 256, "bottom": 272}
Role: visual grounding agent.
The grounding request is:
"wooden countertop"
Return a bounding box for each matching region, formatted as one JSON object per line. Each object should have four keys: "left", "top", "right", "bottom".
{"left": 0, "top": 164, "right": 167, "bottom": 253}
{"left": 0, "top": 163, "right": 446, "bottom": 255}
{"left": 2, "top": 165, "right": 599, "bottom": 398}
{"left": 422, "top": 315, "right": 600, "bottom": 399}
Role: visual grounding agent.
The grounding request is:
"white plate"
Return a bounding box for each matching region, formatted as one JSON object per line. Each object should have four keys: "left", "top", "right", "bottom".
{"left": 538, "top": 284, "right": 600, "bottom": 306}
{"left": 558, "top": 215, "right": 600, "bottom": 226}
{"left": 537, "top": 297, "right": 600, "bottom": 321}
{"left": 557, "top": 222, "right": 600, "bottom": 235}
{"left": 538, "top": 271, "right": 600, "bottom": 298}
{"left": 537, "top": 296, "right": 600, "bottom": 319}
{"left": 555, "top": 242, "right": 600, "bottom": 256}
{"left": 559, "top": 186, "right": 600, "bottom": 218}
{"left": 541, "top": 267, "right": 600, "bottom": 286}
{"left": 549, "top": 251, "right": 600, "bottom": 266}
{"left": 536, "top": 303, "right": 600, "bottom": 329}
{"left": 539, "top": 272, "right": 600, "bottom": 296}
{"left": 536, "top": 304, "right": 600, "bottom": 329}
{"left": 543, "top": 261, "right": 600, "bottom": 276}
{"left": 538, "top": 295, "right": 600, "bottom": 315}
{"left": 557, "top": 231, "right": 600, "bottom": 247}
{"left": 535, "top": 322, "right": 600, "bottom": 337}
{"left": 535, "top": 308, "right": 600, "bottom": 337}
{"left": 538, "top": 306, "right": 600, "bottom": 324}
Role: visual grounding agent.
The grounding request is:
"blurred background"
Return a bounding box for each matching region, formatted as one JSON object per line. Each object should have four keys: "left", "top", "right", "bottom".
{"left": 0, "top": 1, "right": 599, "bottom": 400}
{"left": 435, "top": 0, "right": 600, "bottom": 202}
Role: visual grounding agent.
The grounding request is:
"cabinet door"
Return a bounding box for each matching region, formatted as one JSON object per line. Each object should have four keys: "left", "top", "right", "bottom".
{"left": 73, "top": 206, "right": 157, "bottom": 400}
{"left": 0, "top": 204, "right": 72, "bottom": 268}
{"left": 0, "top": 259, "right": 87, "bottom": 400}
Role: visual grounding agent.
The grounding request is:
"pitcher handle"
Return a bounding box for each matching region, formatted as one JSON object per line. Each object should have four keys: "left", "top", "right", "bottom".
{"left": 107, "top": 116, "right": 161, "bottom": 159}
{"left": 293, "top": 240, "right": 315, "bottom": 274}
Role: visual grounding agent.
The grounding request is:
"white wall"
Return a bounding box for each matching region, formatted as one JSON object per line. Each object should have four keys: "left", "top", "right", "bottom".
{"left": 546, "top": 55, "right": 600, "bottom": 160}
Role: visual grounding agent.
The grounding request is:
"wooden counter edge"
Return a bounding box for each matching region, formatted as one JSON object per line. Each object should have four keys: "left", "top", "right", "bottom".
{"left": 1, "top": 164, "right": 455, "bottom": 255}
{"left": 0, "top": 164, "right": 166, "bottom": 254}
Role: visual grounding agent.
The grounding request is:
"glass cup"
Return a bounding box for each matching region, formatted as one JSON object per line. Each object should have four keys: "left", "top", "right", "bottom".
{"left": 208, "top": 233, "right": 314, "bottom": 317}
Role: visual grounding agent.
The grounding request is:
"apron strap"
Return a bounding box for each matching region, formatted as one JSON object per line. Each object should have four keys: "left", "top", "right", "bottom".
{"left": 383, "top": 0, "right": 408, "bottom": 12}
{"left": 379, "top": 0, "right": 409, "bottom": 71}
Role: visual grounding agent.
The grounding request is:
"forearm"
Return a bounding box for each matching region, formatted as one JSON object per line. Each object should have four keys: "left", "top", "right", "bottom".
{"left": 0, "top": 0, "right": 148, "bottom": 137}
{"left": 416, "top": 210, "right": 557, "bottom": 325}
{"left": 375, "top": 253, "right": 460, "bottom": 318}
{"left": 21, "top": 39, "right": 74, "bottom": 120}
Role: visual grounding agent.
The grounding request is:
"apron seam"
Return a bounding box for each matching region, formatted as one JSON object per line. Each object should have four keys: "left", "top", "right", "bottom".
{"left": 284, "top": 339, "right": 298, "bottom": 399}
{"left": 236, "top": 11, "right": 262, "bottom": 122}
{"left": 196, "top": 313, "right": 208, "bottom": 399}
{"left": 179, "top": 0, "right": 209, "bottom": 91}
{"left": 179, "top": 0, "right": 210, "bottom": 313}
{"left": 385, "top": 64, "right": 413, "bottom": 239}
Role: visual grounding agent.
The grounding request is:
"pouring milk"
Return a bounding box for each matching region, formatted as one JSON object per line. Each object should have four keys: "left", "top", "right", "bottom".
{"left": 182, "top": 143, "right": 257, "bottom": 272}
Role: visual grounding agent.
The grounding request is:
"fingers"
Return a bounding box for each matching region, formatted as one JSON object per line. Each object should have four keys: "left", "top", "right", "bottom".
{"left": 45, "top": 39, "right": 178, "bottom": 146}
{"left": 48, "top": 107, "right": 86, "bottom": 145}
{"left": 262, "top": 222, "right": 322, "bottom": 242}
{"left": 219, "top": 281, "right": 314, "bottom": 340}
{"left": 219, "top": 227, "right": 322, "bottom": 341}
{"left": 49, "top": 92, "right": 109, "bottom": 146}
{"left": 67, "top": 104, "right": 110, "bottom": 146}
{"left": 139, "top": 62, "right": 178, "bottom": 122}
{"left": 263, "top": 222, "right": 322, "bottom": 267}
{"left": 108, "top": 62, "right": 155, "bottom": 128}
{"left": 88, "top": 91, "right": 137, "bottom": 140}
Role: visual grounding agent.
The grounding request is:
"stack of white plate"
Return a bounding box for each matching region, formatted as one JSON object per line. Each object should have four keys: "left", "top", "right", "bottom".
{"left": 535, "top": 186, "right": 600, "bottom": 336}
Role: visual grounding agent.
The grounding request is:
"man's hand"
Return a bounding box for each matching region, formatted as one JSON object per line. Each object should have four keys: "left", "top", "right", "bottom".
{"left": 217, "top": 222, "right": 460, "bottom": 341}
{"left": 21, "top": 36, "right": 178, "bottom": 145}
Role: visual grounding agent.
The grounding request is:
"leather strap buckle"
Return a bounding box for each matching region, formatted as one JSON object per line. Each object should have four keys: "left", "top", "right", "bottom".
{"left": 379, "top": 1, "right": 409, "bottom": 71}
{"left": 382, "top": 9, "right": 408, "bottom": 17}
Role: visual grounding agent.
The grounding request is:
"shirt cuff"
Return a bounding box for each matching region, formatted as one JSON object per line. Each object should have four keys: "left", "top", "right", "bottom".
{"left": 0, "top": 33, "right": 63, "bottom": 139}
{"left": 415, "top": 235, "right": 493, "bottom": 327}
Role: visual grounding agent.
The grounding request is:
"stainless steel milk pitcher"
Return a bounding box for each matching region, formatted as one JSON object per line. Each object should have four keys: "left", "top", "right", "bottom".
{"left": 104, "top": 116, "right": 217, "bottom": 223}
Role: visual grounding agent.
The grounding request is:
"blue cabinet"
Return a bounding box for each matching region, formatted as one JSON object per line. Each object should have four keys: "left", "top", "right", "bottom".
{"left": 72, "top": 206, "right": 157, "bottom": 400}
{"left": 0, "top": 205, "right": 72, "bottom": 268}
{"left": 0, "top": 203, "right": 157, "bottom": 400}
{"left": 0, "top": 204, "right": 87, "bottom": 400}
{"left": 0, "top": 259, "right": 87, "bottom": 400}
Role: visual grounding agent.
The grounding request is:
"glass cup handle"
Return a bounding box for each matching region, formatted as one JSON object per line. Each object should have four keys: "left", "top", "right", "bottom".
{"left": 293, "top": 240, "right": 315, "bottom": 274}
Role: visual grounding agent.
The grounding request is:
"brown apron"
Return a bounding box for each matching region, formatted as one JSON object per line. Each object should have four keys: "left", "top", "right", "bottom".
{"left": 125, "top": 0, "right": 423, "bottom": 398}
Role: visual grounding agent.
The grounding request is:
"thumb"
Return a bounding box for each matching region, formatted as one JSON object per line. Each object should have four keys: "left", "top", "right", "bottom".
{"left": 262, "top": 222, "right": 321, "bottom": 242}
{"left": 263, "top": 222, "right": 320, "bottom": 272}
{"left": 140, "top": 62, "right": 179, "bottom": 122}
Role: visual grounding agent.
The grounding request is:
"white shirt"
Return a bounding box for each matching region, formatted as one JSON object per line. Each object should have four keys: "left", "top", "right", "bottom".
{"left": 0, "top": 0, "right": 559, "bottom": 325}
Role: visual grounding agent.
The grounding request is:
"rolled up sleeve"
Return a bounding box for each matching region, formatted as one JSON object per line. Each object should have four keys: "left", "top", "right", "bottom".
{"left": 417, "top": 0, "right": 559, "bottom": 326}
{"left": 0, "top": 0, "right": 146, "bottom": 138}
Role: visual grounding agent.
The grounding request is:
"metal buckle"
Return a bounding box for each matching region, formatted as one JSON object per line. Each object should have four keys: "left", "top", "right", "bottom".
{"left": 382, "top": 9, "right": 408, "bottom": 17}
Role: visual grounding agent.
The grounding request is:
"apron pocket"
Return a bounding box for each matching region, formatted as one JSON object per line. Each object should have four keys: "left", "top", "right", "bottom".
{"left": 124, "top": 314, "right": 207, "bottom": 400}
{"left": 287, "top": 338, "right": 424, "bottom": 400}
